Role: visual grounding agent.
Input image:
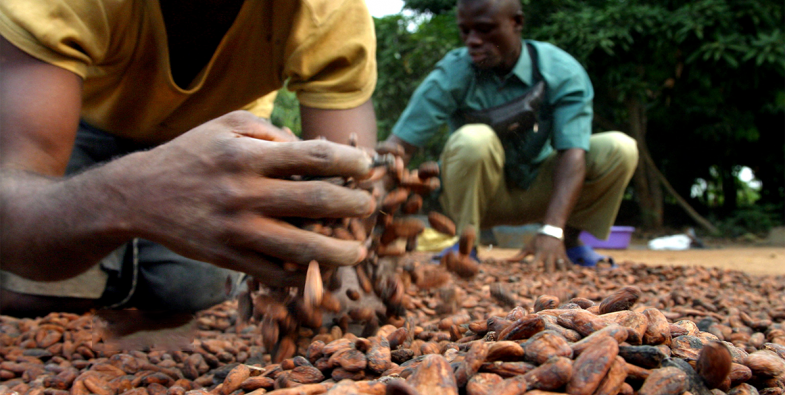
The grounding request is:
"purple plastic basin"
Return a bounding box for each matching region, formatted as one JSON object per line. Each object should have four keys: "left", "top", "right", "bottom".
{"left": 579, "top": 226, "right": 635, "bottom": 249}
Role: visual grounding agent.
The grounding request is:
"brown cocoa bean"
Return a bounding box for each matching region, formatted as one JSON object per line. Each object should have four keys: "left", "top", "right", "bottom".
{"left": 406, "top": 354, "right": 458, "bottom": 395}
{"left": 219, "top": 364, "right": 249, "bottom": 395}
{"left": 558, "top": 310, "right": 610, "bottom": 337}
{"left": 498, "top": 316, "right": 545, "bottom": 341}
{"left": 642, "top": 308, "right": 672, "bottom": 346}
{"left": 593, "top": 356, "right": 628, "bottom": 395}
{"left": 479, "top": 361, "right": 536, "bottom": 378}
{"left": 366, "top": 336, "right": 392, "bottom": 374}
{"left": 458, "top": 226, "right": 476, "bottom": 256}
{"left": 428, "top": 212, "right": 456, "bottom": 237}
{"left": 454, "top": 341, "right": 488, "bottom": 387}
{"left": 534, "top": 295, "right": 560, "bottom": 313}
{"left": 638, "top": 367, "right": 689, "bottom": 395}
{"left": 239, "top": 376, "right": 274, "bottom": 392}
{"left": 697, "top": 342, "right": 733, "bottom": 389}
{"left": 486, "top": 341, "right": 524, "bottom": 362}
{"left": 599, "top": 286, "right": 641, "bottom": 314}
{"left": 601, "top": 310, "right": 648, "bottom": 345}
{"left": 744, "top": 350, "right": 785, "bottom": 377}
{"left": 523, "top": 330, "right": 572, "bottom": 365}
{"left": 466, "top": 373, "right": 503, "bottom": 395}
{"left": 567, "top": 336, "right": 619, "bottom": 395}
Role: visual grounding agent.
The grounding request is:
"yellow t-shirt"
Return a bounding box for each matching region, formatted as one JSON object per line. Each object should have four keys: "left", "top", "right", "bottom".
{"left": 247, "top": 91, "right": 279, "bottom": 120}
{"left": 0, "top": 0, "right": 376, "bottom": 144}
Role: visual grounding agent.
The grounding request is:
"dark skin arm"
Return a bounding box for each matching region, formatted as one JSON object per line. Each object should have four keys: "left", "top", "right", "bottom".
{"left": 506, "top": 147, "right": 585, "bottom": 271}
{"left": 0, "top": 37, "right": 374, "bottom": 285}
{"left": 301, "top": 100, "right": 378, "bottom": 149}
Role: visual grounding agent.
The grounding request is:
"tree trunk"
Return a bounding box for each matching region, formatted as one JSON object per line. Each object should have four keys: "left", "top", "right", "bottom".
{"left": 625, "top": 96, "right": 664, "bottom": 229}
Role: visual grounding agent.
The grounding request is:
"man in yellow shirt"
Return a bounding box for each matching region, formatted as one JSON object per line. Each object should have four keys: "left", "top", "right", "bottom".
{"left": 0, "top": 0, "right": 378, "bottom": 316}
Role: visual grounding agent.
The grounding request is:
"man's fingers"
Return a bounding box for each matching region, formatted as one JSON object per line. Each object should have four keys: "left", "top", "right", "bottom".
{"left": 253, "top": 140, "right": 372, "bottom": 180}
{"left": 505, "top": 249, "right": 531, "bottom": 263}
{"left": 236, "top": 216, "right": 366, "bottom": 267}
{"left": 222, "top": 111, "right": 299, "bottom": 143}
{"left": 246, "top": 178, "right": 375, "bottom": 218}
{"left": 229, "top": 252, "right": 307, "bottom": 288}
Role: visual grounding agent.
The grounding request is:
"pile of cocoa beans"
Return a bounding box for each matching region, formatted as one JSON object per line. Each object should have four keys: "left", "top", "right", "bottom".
{"left": 2, "top": 256, "right": 784, "bottom": 395}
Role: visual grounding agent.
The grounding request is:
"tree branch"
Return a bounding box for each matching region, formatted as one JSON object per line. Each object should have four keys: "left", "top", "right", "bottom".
{"left": 639, "top": 146, "right": 720, "bottom": 234}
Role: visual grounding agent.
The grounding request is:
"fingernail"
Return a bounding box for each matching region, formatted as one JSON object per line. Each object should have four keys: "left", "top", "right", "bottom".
{"left": 356, "top": 246, "right": 367, "bottom": 263}
{"left": 363, "top": 193, "right": 376, "bottom": 217}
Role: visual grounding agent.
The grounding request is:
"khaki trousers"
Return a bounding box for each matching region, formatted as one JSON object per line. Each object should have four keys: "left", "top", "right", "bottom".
{"left": 439, "top": 125, "right": 638, "bottom": 241}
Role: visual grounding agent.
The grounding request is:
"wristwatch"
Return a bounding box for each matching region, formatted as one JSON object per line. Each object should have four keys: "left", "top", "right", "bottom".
{"left": 538, "top": 224, "right": 564, "bottom": 240}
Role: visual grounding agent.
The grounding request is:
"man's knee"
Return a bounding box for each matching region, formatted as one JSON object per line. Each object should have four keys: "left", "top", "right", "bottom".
{"left": 589, "top": 131, "right": 639, "bottom": 174}
{"left": 443, "top": 124, "right": 501, "bottom": 165}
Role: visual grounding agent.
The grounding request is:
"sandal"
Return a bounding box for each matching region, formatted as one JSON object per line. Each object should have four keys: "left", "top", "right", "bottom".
{"left": 566, "top": 245, "right": 617, "bottom": 268}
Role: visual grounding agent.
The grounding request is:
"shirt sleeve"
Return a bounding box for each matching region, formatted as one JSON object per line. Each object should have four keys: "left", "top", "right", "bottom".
{"left": 391, "top": 52, "right": 469, "bottom": 148}
{"left": 540, "top": 44, "right": 594, "bottom": 151}
{"left": 0, "top": 0, "right": 111, "bottom": 78}
{"left": 283, "top": 0, "right": 377, "bottom": 110}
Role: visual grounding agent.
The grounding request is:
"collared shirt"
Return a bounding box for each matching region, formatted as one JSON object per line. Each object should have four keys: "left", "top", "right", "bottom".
{"left": 0, "top": 0, "right": 376, "bottom": 144}
{"left": 392, "top": 39, "right": 593, "bottom": 189}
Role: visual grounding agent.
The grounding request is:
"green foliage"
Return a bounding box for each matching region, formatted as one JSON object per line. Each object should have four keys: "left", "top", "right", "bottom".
{"left": 714, "top": 204, "right": 783, "bottom": 237}
{"left": 270, "top": 88, "right": 302, "bottom": 137}
{"left": 403, "top": 0, "right": 455, "bottom": 15}
{"left": 373, "top": 13, "right": 462, "bottom": 167}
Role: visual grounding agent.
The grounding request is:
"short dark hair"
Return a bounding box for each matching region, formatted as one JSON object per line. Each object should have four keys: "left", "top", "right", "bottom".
{"left": 457, "top": 0, "right": 523, "bottom": 17}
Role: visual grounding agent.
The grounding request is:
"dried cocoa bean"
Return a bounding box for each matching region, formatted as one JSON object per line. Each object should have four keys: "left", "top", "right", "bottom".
{"left": 567, "top": 336, "right": 618, "bottom": 395}
{"left": 697, "top": 342, "right": 733, "bottom": 389}
{"left": 599, "top": 286, "right": 641, "bottom": 314}
{"left": 466, "top": 373, "right": 503, "bottom": 395}
{"left": 639, "top": 367, "right": 689, "bottom": 395}
{"left": 406, "top": 354, "right": 458, "bottom": 395}
{"left": 593, "top": 356, "right": 628, "bottom": 395}
{"left": 427, "top": 212, "right": 456, "bottom": 237}
{"left": 522, "top": 331, "right": 572, "bottom": 365}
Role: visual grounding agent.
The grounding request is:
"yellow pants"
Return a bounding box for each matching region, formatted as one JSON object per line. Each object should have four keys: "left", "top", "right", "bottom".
{"left": 439, "top": 125, "right": 639, "bottom": 241}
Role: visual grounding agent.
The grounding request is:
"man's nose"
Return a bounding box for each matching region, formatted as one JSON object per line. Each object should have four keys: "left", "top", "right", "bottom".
{"left": 464, "top": 30, "right": 482, "bottom": 47}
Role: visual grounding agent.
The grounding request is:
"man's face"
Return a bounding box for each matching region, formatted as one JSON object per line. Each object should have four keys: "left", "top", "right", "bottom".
{"left": 457, "top": 0, "right": 523, "bottom": 73}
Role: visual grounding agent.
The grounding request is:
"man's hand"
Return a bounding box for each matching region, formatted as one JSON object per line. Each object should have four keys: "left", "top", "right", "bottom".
{"left": 124, "top": 111, "right": 377, "bottom": 286}
{"left": 505, "top": 234, "right": 572, "bottom": 272}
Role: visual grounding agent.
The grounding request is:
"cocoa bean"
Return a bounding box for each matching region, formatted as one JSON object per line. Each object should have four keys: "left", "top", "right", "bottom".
{"left": 523, "top": 331, "right": 572, "bottom": 365}
{"left": 427, "top": 212, "right": 456, "bottom": 237}
{"left": 498, "top": 316, "right": 545, "bottom": 341}
{"left": 466, "top": 373, "right": 503, "bottom": 395}
{"left": 618, "top": 345, "right": 667, "bottom": 369}
{"left": 697, "top": 342, "right": 733, "bottom": 389}
{"left": 567, "top": 336, "right": 618, "bottom": 395}
{"left": 599, "top": 286, "right": 641, "bottom": 314}
{"left": 593, "top": 356, "right": 628, "bottom": 395}
{"left": 406, "top": 354, "right": 458, "bottom": 395}
{"left": 639, "top": 367, "right": 689, "bottom": 395}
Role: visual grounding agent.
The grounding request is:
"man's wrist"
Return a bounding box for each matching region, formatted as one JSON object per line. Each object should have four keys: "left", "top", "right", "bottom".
{"left": 538, "top": 224, "right": 564, "bottom": 240}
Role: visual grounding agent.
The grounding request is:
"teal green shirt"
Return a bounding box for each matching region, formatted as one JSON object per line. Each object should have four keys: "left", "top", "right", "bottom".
{"left": 392, "top": 39, "right": 594, "bottom": 189}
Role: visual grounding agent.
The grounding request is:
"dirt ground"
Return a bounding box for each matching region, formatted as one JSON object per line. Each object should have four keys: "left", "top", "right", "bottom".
{"left": 479, "top": 244, "right": 785, "bottom": 277}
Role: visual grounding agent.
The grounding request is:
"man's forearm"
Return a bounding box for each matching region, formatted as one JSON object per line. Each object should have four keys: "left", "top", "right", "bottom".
{"left": 300, "top": 100, "right": 378, "bottom": 148}
{"left": 0, "top": 160, "right": 138, "bottom": 281}
{"left": 543, "top": 148, "right": 586, "bottom": 229}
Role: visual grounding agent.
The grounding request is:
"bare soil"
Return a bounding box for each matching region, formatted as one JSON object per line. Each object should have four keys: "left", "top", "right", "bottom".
{"left": 480, "top": 245, "right": 785, "bottom": 277}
